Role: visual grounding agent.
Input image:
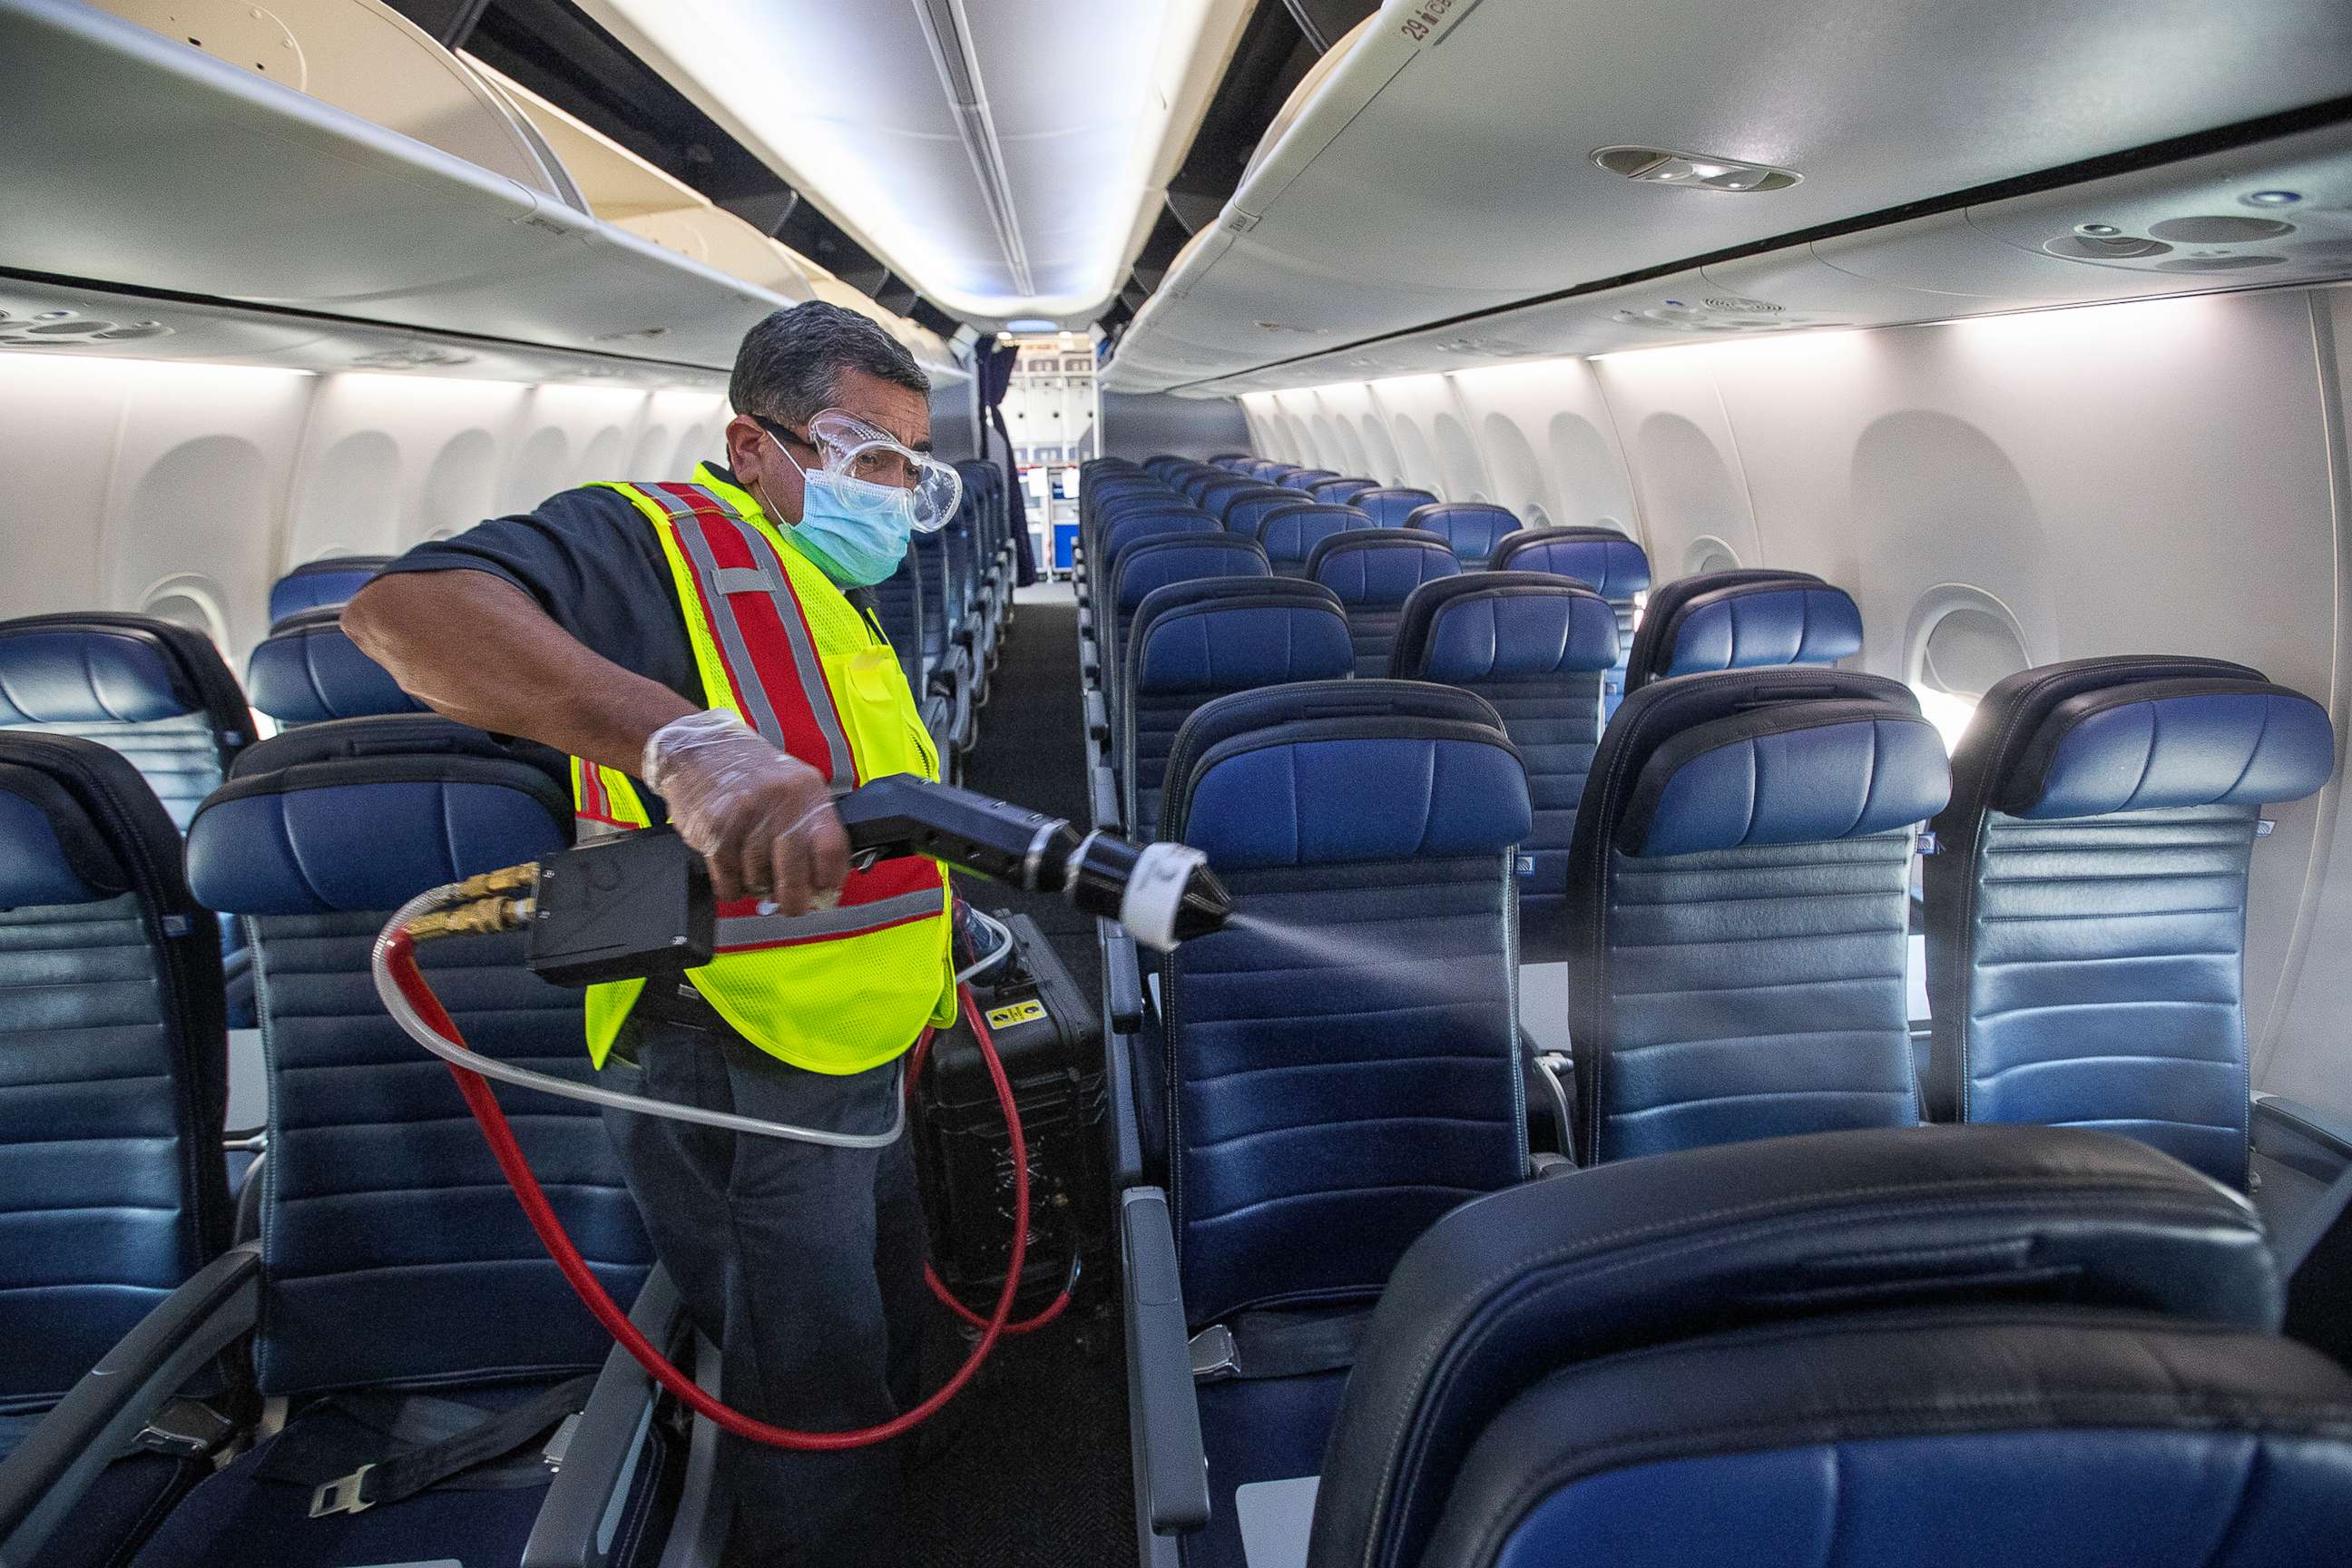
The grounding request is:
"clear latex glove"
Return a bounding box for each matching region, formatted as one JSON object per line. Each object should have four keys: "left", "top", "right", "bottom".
{"left": 641, "top": 710, "right": 848, "bottom": 912}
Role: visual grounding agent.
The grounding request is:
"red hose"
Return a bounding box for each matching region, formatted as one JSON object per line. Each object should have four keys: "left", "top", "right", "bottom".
{"left": 387, "top": 929, "right": 1027, "bottom": 1450}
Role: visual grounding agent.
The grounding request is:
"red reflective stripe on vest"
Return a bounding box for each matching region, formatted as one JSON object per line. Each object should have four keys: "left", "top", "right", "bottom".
{"left": 652, "top": 484, "right": 856, "bottom": 784}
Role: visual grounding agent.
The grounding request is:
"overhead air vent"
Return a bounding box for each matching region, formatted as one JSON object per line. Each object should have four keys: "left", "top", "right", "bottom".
{"left": 1612, "top": 295, "right": 1796, "bottom": 334}
{"left": 0, "top": 305, "right": 171, "bottom": 346}
{"left": 1593, "top": 146, "right": 1799, "bottom": 193}
{"left": 1434, "top": 335, "right": 1535, "bottom": 357}
{"left": 352, "top": 346, "right": 476, "bottom": 369}
{"left": 1254, "top": 320, "right": 1327, "bottom": 334}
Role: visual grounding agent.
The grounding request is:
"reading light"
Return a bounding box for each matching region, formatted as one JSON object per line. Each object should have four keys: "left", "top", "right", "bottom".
{"left": 1007, "top": 318, "right": 1060, "bottom": 333}
{"left": 1592, "top": 146, "right": 1799, "bottom": 193}
{"left": 2245, "top": 190, "right": 2301, "bottom": 207}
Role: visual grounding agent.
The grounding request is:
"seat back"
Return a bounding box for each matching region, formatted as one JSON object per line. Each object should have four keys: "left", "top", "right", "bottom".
{"left": 1158, "top": 686, "right": 1532, "bottom": 1325}
{"left": 1100, "top": 509, "right": 1218, "bottom": 581}
{"left": 1491, "top": 526, "right": 1653, "bottom": 715}
{"left": 1210, "top": 453, "right": 1256, "bottom": 471}
{"left": 1280, "top": 467, "right": 1341, "bottom": 493}
{"left": 870, "top": 546, "right": 928, "bottom": 687}
{"left": 1352, "top": 486, "right": 1441, "bottom": 531}
{"left": 185, "top": 718, "right": 651, "bottom": 1395}
{"left": 1566, "top": 669, "right": 1949, "bottom": 1164}
{"left": 1250, "top": 461, "right": 1302, "bottom": 484}
{"left": 1307, "top": 528, "right": 1460, "bottom": 677}
{"left": 914, "top": 528, "right": 956, "bottom": 670}
{"left": 1222, "top": 485, "right": 1314, "bottom": 541}
{"left": 0, "top": 613, "right": 253, "bottom": 833}
{"left": 0, "top": 734, "right": 230, "bottom": 1414}
{"left": 245, "top": 606, "right": 426, "bottom": 727}
{"left": 1195, "top": 475, "right": 1267, "bottom": 520}
{"left": 1119, "top": 581, "right": 1351, "bottom": 839}
{"left": 1309, "top": 476, "right": 1377, "bottom": 505}
{"left": 1390, "top": 573, "right": 1619, "bottom": 960}
{"left": 1623, "top": 569, "right": 1862, "bottom": 691}
{"left": 1923, "top": 657, "right": 2335, "bottom": 1187}
{"left": 1104, "top": 535, "right": 1271, "bottom": 710}
{"left": 1255, "top": 502, "right": 1376, "bottom": 575}
{"left": 1308, "top": 1123, "right": 2321, "bottom": 1568}
{"left": 1405, "top": 502, "right": 1519, "bottom": 567}
{"left": 268, "top": 554, "right": 394, "bottom": 623}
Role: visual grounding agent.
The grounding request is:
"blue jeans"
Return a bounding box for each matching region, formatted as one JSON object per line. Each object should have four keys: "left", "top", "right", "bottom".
{"left": 603, "top": 1003, "right": 926, "bottom": 1567}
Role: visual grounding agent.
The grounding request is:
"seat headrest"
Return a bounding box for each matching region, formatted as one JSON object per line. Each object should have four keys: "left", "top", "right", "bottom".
{"left": 232, "top": 713, "right": 549, "bottom": 775}
{"left": 1405, "top": 502, "right": 1520, "bottom": 564}
{"left": 2000, "top": 678, "right": 2335, "bottom": 818}
{"left": 1131, "top": 586, "right": 1354, "bottom": 696}
{"left": 0, "top": 622, "right": 200, "bottom": 725}
{"left": 1173, "top": 716, "right": 1530, "bottom": 868}
{"left": 1490, "top": 526, "right": 1652, "bottom": 601}
{"left": 1310, "top": 476, "right": 1378, "bottom": 505}
{"left": 1112, "top": 537, "right": 1270, "bottom": 608}
{"left": 1618, "top": 700, "right": 1950, "bottom": 856}
{"left": 1394, "top": 574, "right": 1620, "bottom": 682}
{"left": 1255, "top": 503, "right": 1373, "bottom": 562}
{"left": 1354, "top": 488, "right": 1442, "bottom": 529}
{"left": 1308, "top": 528, "right": 1460, "bottom": 603}
{"left": 187, "top": 747, "right": 571, "bottom": 916}
{"left": 1280, "top": 468, "right": 1341, "bottom": 492}
{"left": 0, "top": 759, "right": 127, "bottom": 907}
{"left": 1222, "top": 487, "right": 1311, "bottom": 534}
{"left": 247, "top": 617, "right": 426, "bottom": 725}
{"left": 268, "top": 554, "right": 393, "bottom": 624}
{"left": 1312, "top": 1122, "right": 2281, "bottom": 1568}
{"left": 1632, "top": 570, "right": 1862, "bottom": 685}
{"left": 1164, "top": 680, "right": 1505, "bottom": 812}
{"left": 1102, "top": 512, "right": 1219, "bottom": 569}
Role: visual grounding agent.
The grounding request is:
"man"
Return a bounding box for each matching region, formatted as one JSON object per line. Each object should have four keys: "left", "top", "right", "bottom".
{"left": 345, "top": 301, "right": 960, "bottom": 1565}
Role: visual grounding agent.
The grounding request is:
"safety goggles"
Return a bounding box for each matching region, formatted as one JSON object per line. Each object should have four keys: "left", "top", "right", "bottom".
{"left": 758, "top": 410, "right": 963, "bottom": 533}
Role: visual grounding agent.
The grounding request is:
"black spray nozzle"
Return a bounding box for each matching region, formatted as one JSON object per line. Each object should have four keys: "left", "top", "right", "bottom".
{"left": 833, "top": 777, "right": 1230, "bottom": 951}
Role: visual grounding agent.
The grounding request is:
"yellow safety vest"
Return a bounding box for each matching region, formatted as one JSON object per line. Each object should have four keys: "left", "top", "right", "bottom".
{"left": 573, "top": 466, "right": 955, "bottom": 1073}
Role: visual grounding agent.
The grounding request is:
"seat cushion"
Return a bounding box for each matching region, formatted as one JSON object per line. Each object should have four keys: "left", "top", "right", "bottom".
{"left": 1186, "top": 1369, "right": 1350, "bottom": 1568}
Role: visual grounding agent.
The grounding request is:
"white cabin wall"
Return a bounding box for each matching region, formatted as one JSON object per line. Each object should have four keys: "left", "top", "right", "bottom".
{"left": 0, "top": 350, "right": 730, "bottom": 663}
{"left": 1242, "top": 279, "right": 2352, "bottom": 1118}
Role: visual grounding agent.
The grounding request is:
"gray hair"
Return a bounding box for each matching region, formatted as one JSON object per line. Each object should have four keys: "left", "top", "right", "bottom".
{"left": 729, "top": 300, "right": 929, "bottom": 426}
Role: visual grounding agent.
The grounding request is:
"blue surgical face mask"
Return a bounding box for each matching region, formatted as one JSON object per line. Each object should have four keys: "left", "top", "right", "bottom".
{"left": 761, "top": 429, "right": 913, "bottom": 587}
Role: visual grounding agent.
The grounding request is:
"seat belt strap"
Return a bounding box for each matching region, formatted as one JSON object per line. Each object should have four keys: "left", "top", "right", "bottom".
{"left": 1190, "top": 1308, "right": 1376, "bottom": 1383}
{"left": 290, "top": 1374, "right": 596, "bottom": 1517}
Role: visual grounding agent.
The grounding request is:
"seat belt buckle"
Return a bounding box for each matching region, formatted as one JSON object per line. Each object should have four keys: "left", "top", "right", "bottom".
{"left": 1189, "top": 1323, "right": 1238, "bottom": 1383}
{"left": 309, "top": 1464, "right": 377, "bottom": 1518}
{"left": 135, "top": 1397, "right": 235, "bottom": 1460}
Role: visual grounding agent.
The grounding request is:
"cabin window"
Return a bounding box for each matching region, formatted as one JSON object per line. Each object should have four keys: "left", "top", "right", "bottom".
{"left": 139, "top": 574, "right": 230, "bottom": 655}
{"left": 1524, "top": 503, "right": 1552, "bottom": 527}
{"left": 1684, "top": 535, "right": 1740, "bottom": 574}
{"left": 1906, "top": 589, "right": 2031, "bottom": 750}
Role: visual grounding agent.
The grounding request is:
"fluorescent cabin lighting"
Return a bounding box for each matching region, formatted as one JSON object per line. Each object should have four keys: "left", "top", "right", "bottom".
{"left": 586, "top": 0, "right": 1231, "bottom": 320}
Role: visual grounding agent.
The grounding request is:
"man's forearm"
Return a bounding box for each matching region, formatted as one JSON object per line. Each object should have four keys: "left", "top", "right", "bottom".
{"left": 343, "top": 570, "right": 695, "bottom": 779}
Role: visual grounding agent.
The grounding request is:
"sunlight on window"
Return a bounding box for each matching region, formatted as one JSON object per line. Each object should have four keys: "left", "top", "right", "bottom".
{"left": 1910, "top": 683, "right": 1978, "bottom": 751}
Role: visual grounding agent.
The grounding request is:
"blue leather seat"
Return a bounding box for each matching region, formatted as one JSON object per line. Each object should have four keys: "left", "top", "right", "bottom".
{"left": 1279, "top": 468, "right": 1340, "bottom": 493}
{"left": 0, "top": 733, "right": 231, "bottom": 1568}
{"left": 1350, "top": 487, "right": 1440, "bottom": 531}
{"left": 913, "top": 528, "right": 975, "bottom": 755}
{"left": 1089, "top": 490, "right": 1195, "bottom": 580}
{"left": 1222, "top": 487, "right": 1313, "bottom": 543}
{"left": 1119, "top": 582, "right": 1353, "bottom": 840}
{"left": 1145, "top": 455, "right": 1191, "bottom": 482}
{"left": 1102, "top": 509, "right": 1220, "bottom": 581}
{"left": 1254, "top": 503, "right": 1374, "bottom": 576}
{"left": 0, "top": 614, "right": 260, "bottom": 1023}
{"left": 1565, "top": 669, "right": 1949, "bottom": 1164}
{"left": 1250, "top": 462, "right": 1303, "bottom": 485}
{"left": 1402, "top": 502, "right": 1518, "bottom": 567}
{"left": 1102, "top": 536, "right": 1272, "bottom": 741}
{"left": 870, "top": 546, "right": 929, "bottom": 691}
{"left": 1491, "top": 526, "right": 1652, "bottom": 716}
{"left": 130, "top": 715, "right": 666, "bottom": 1568}
{"left": 1308, "top": 476, "right": 1377, "bottom": 505}
{"left": 1390, "top": 573, "right": 1619, "bottom": 961}
{"left": 1308, "top": 1122, "right": 2352, "bottom": 1568}
{"left": 1195, "top": 475, "right": 1268, "bottom": 521}
{"left": 1180, "top": 467, "right": 1236, "bottom": 503}
{"left": 1151, "top": 683, "right": 1532, "bottom": 1568}
{"left": 1210, "top": 453, "right": 1256, "bottom": 472}
{"left": 1623, "top": 568, "right": 1862, "bottom": 691}
{"left": 1923, "top": 657, "right": 2335, "bottom": 1188}
{"left": 267, "top": 556, "right": 393, "bottom": 625}
{"left": 245, "top": 607, "right": 426, "bottom": 727}
{"left": 0, "top": 613, "right": 253, "bottom": 834}
{"left": 1306, "top": 529, "right": 1459, "bottom": 677}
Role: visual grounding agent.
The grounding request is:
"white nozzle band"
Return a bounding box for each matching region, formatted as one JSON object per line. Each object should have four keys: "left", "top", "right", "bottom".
{"left": 1121, "top": 841, "right": 1209, "bottom": 952}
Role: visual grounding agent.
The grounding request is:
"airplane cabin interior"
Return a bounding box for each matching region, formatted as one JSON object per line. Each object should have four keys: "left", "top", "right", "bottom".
{"left": 5, "top": 1, "right": 2352, "bottom": 1565}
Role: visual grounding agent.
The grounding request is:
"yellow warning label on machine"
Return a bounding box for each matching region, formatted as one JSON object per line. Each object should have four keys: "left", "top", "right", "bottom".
{"left": 985, "top": 999, "right": 1047, "bottom": 1029}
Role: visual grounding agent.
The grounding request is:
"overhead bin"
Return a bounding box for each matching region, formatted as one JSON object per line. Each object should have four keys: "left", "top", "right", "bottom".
{"left": 0, "top": 0, "right": 962, "bottom": 384}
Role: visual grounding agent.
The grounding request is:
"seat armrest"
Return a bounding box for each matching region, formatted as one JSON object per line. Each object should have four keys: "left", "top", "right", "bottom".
{"left": 1091, "top": 763, "right": 1122, "bottom": 833}
{"left": 523, "top": 1269, "right": 689, "bottom": 1568}
{"left": 1085, "top": 690, "right": 1110, "bottom": 741}
{"left": 1122, "top": 1189, "right": 1210, "bottom": 1538}
{"left": 1078, "top": 606, "right": 1093, "bottom": 637}
{"left": 1082, "top": 636, "right": 1101, "bottom": 685}
{"left": 0, "top": 1244, "right": 263, "bottom": 1566}
{"left": 1102, "top": 918, "right": 1147, "bottom": 1187}
{"left": 1103, "top": 923, "right": 1144, "bottom": 1036}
